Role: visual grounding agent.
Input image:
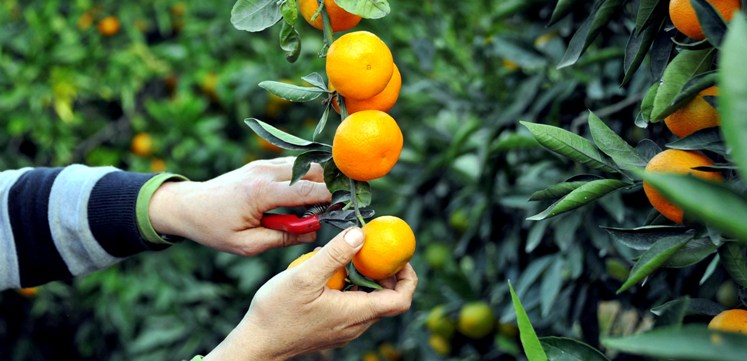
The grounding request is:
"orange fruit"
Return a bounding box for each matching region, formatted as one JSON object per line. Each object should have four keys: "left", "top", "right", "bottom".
{"left": 643, "top": 149, "right": 723, "bottom": 224}
{"left": 665, "top": 86, "right": 719, "bottom": 138}
{"left": 457, "top": 301, "right": 495, "bottom": 339}
{"left": 326, "top": 31, "right": 394, "bottom": 100}
{"left": 16, "top": 287, "right": 39, "bottom": 298}
{"left": 425, "top": 305, "right": 456, "bottom": 338}
{"left": 97, "top": 16, "right": 120, "bottom": 37}
{"left": 299, "top": 0, "right": 361, "bottom": 32}
{"left": 708, "top": 309, "right": 747, "bottom": 334}
{"left": 353, "top": 216, "right": 416, "bottom": 280}
{"left": 287, "top": 250, "right": 347, "bottom": 290}
{"left": 428, "top": 334, "right": 451, "bottom": 355}
{"left": 669, "top": 0, "right": 741, "bottom": 40}
{"left": 331, "top": 63, "right": 402, "bottom": 115}
{"left": 332, "top": 110, "right": 403, "bottom": 181}
{"left": 150, "top": 158, "right": 167, "bottom": 172}
{"left": 131, "top": 132, "right": 153, "bottom": 157}
{"left": 378, "top": 342, "right": 402, "bottom": 361}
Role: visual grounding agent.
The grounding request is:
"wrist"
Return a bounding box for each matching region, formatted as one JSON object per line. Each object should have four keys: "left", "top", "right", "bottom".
{"left": 204, "top": 319, "right": 286, "bottom": 361}
{"left": 148, "top": 179, "right": 195, "bottom": 239}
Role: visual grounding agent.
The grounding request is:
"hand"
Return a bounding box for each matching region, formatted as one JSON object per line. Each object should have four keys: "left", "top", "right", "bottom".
{"left": 203, "top": 227, "right": 418, "bottom": 361}
{"left": 148, "top": 157, "right": 332, "bottom": 255}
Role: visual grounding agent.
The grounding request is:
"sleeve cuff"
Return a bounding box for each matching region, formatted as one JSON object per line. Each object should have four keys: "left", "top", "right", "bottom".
{"left": 136, "top": 173, "right": 189, "bottom": 246}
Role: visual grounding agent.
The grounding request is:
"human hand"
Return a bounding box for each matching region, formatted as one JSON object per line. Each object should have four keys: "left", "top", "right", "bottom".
{"left": 148, "top": 157, "right": 332, "bottom": 255}
{"left": 203, "top": 227, "right": 418, "bottom": 361}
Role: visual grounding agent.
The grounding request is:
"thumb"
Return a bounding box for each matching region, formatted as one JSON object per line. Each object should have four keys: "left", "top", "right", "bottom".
{"left": 304, "top": 227, "right": 365, "bottom": 285}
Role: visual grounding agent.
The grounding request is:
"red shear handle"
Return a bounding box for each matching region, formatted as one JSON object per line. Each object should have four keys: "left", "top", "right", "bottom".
{"left": 260, "top": 214, "right": 321, "bottom": 234}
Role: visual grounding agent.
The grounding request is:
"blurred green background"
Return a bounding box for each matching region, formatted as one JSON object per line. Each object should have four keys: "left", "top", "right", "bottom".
{"left": 2, "top": 0, "right": 745, "bottom": 360}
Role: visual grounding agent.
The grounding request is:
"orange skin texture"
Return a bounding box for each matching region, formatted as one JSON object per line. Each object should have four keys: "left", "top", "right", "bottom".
{"left": 643, "top": 149, "right": 723, "bottom": 224}
{"left": 708, "top": 309, "right": 747, "bottom": 334}
{"left": 669, "top": 0, "right": 741, "bottom": 40}
{"left": 332, "top": 64, "right": 402, "bottom": 115}
{"left": 287, "top": 250, "right": 347, "bottom": 290}
{"left": 353, "top": 216, "right": 416, "bottom": 280}
{"left": 326, "top": 31, "right": 394, "bottom": 100}
{"left": 665, "top": 86, "right": 719, "bottom": 138}
{"left": 97, "top": 16, "right": 120, "bottom": 37}
{"left": 299, "top": 0, "right": 361, "bottom": 32}
{"left": 332, "top": 110, "right": 403, "bottom": 181}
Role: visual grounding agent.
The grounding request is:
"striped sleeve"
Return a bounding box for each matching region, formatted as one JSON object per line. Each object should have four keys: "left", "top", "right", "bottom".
{"left": 0, "top": 165, "right": 174, "bottom": 290}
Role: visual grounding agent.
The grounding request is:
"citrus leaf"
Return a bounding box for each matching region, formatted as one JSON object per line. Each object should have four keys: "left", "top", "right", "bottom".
{"left": 656, "top": 70, "right": 718, "bottom": 121}
{"left": 637, "top": 172, "right": 747, "bottom": 245}
{"left": 278, "top": 21, "right": 301, "bottom": 63}
{"left": 650, "top": 297, "right": 725, "bottom": 318}
{"left": 671, "top": 37, "right": 713, "bottom": 50}
{"left": 666, "top": 237, "right": 718, "bottom": 268}
{"left": 527, "top": 179, "right": 629, "bottom": 221}
{"left": 691, "top": 0, "right": 728, "bottom": 47}
{"left": 525, "top": 221, "right": 549, "bottom": 253}
{"left": 258, "top": 81, "right": 326, "bottom": 102}
{"left": 312, "top": 102, "right": 331, "bottom": 141}
{"left": 602, "top": 325, "right": 747, "bottom": 361}
{"left": 634, "top": 0, "right": 666, "bottom": 36}
{"left": 508, "top": 280, "right": 548, "bottom": 361}
{"left": 719, "top": 242, "right": 747, "bottom": 288}
{"left": 548, "top": 0, "right": 583, "bottom": 26}
{"left": 557, "top": 0, "right": 625, "bottom": 69}
{"left": 639, "top": 82, "right": 659, "bottom": 123}
{"left": 649, "top": 27, "right": 675, "bottom": 80}
{"left": 666, "top": 126, "right": 725, "bottom": 154}
{"left": 279, "top": 0, "right": 298, "bottom": 24}
{"left": 520, "top": 121, "right": 618, "bottom": 172}
{"left": 347, "top": 264, "right": 383, "bottom": 290}
{"left": 603, "top": 225, "right": 691, "bottom": 250}
{"left": 540, "top": 257, "right": 564, "bottom": 317}
{"left": 334, "top": 0, "right": 390, "bottom": 19}
{"left": 291, "top": 150, "right": 332, "bottom": 185}
{"left": 617, "top": 234, "right": 693, "bottom": 294}
{"left": 652, "top": 296, "right": 690, "bottom": 327}
{"left": 529, "top": 181, "right": 593, "bottom": 201}
{"left": 540, "top": 336, "right": 610, "bottom": 361}
{"left": 623, "top": 17, "right": 661, "bottom": 86}
{"left": 719, "top": 13, "right": 747, "bottom": 186}
{"left": 588, "top": 111, "right": 647, "bottom": 170}
{"left": 699, "top": 253, "right": 720, "bottom": 285}
{"left": 230, "top": 0, "right": 282, "bottom": 32}
{"left": 651, "top": 49, "right": 713, "bottom": 121}
{"left": 244, "top": 118, "right": 331, "bottom": 151}
{"left": 301, "top": 72, "right": 328, "bottom": 91}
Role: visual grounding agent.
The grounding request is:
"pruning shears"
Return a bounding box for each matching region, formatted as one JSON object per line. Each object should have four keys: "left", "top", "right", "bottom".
{"left": 260, "top": 203, "right": 374, "bottom": 234}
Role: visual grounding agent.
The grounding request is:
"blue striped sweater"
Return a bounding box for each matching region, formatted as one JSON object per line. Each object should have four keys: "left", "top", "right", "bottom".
{"left": 0, "top": 165, "right": 182, "bottom": 290}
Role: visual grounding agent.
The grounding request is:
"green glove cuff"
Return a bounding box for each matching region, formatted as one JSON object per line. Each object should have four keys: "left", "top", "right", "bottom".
{"left": 136, "top": 173, "right": 189, "bottom": 245}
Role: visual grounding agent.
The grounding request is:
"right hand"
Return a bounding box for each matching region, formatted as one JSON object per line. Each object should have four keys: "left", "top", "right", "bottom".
{"left": 204, "top": 227, "right": 418, "bottom": 361}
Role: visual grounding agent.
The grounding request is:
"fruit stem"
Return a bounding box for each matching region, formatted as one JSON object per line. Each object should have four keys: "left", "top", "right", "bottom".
{"left": 349, "top": 177, "right": 366, "bottom": 227}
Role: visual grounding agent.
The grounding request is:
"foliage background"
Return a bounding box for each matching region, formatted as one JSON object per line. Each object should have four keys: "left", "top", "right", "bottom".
{"left": 1, "top": 0, "right": 745, "bottom": 360}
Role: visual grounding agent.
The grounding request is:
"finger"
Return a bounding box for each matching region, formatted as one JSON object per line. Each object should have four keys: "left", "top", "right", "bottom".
{"left": 231, "top": 228, "right": 317, "bottom": 256}
{"left": 300, "top": 227, "right": 365, "bottom": 286}
{"left": 365, "top": 264, "right": 418, "bottom": 317}
{"left": 264, "top": 180, "right": 332, "bottom": 209}
{"left": 255, "top": 158, "right": 325, "bottom": 182}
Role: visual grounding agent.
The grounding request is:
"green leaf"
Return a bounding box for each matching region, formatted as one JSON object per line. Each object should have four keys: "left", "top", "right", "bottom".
{"left": 691, "top": 0, "right": 728, "bottom": 46}
{"left": 291, "top": 150, "right": 332, "bottom": 184}
{"left": 244, "top": 118, "right": 331, "bottom": 151}
{"left": 617, "top": 234, "right": 693, "bottom": 294}
{"left": 665, "top": 237, "right": 718, "bottom": 268}
{"left": 666, "top": 127, "right": 725, "bottom": 154}
{"left": 603, "top": 225, "right": 691, "bottom": 250}
{"left": 353, "top": 180, "right": 372, "bottom": 208}
{"left": 529, "top": 180, "right": 594, "bottom": 201}
{"left": 508, "top": 280, "right": 548, "bottom": 361}
{"left": 334, "top": 0, "right": 390, "bottom": 19}
{"left": 313, "top": 102, "right": 332, "bottom": 141}
{"left": 651, "top": 49, "right": 713, "bottom": 121}
{"left": 634, "top": 0, "right": 666, "bottom": 36}
{"left": 301, "top": 72, "right": 328, "bottom": 91}
{"left": 528, "top": 179, "right": 629, "bottom": 221}
{"left": 602, "top": 325, "right": 747, "bottom": 361}
{"left": 557, "top": 0, "right": 625, "bottom": 69}
{"left": 650, "top": 297, "right": 725, "bottom": 318}
{"left": 548, "top": 0, "right": 583, "bottom": 26}
{"left": 520, "top": 121, "right": 617, "bottom": 172}
{"left": 346, "top": 264, "right": 383, "bottom": 290}
{"left": 652, "top": 296, "right": 690, "bottom": 327}
{"left": 280, "top": 0, "right": 298, "bottom": 24}
{"left": 231, "top": 0, "right": 282, "bottom": 32}
{"left": 719, "top": 242, "right": 747, "bottom": 288}
{"left": 588, "top": 111, "right": 647, "bottom": 170}
{"left": 623, "top": 17, "right": 661, "bottom": 86}
{"left": 540, "top": 258, "right": 564, "bottom": 318}
{"left": 258, "top": 81, "right": 326, "bottom": 102}
{"left": 638, "top": 172, "right": 747, "bottom": 245}
{"left": 639, "top": 82, "right": 659, "bottom": 123}
{"left": 719, "top": 13, "right": 747, "bottom": 185}
{"left": 540, "top": 337, "right": 610, "bottom": 361}
{"left": 656, "top": 70, "right": 718, "bottom": 122}
{"left": 278, "top": 21, "right": 301, "bottom": 63}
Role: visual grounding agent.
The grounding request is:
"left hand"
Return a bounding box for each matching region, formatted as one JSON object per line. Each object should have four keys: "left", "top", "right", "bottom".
{"left": 148, "top": 157, "right": 332, "bottom": 255}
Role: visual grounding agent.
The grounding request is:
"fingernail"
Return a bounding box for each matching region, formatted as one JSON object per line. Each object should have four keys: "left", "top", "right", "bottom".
{"left": 344, "top": 227, "right": 364, "bottom": 247}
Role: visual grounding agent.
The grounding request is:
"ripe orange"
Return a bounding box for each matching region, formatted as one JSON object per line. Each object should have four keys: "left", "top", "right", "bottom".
{"left": 332, "top": 110, "right": 403, "bottom": 181}
{"left": 708, "top": 309, "right": 747, "bottom": 334}
{"left": 131, "top": 132, "right": 153, "bottom": 157}
{"left": 353, "top": 216, "right": 416, "bottom": 280}
{"left": 150, "top": 158, "right": 167, "bottom": 172}
{"left": 331, "top": 63, "right": 401, "bottom": 115}
{"left": 669, "top": 0, "right": 741, "bottom": 40}
{"left": 15, "top": 287, "right": 39, "bottom": 298}
{"left": 97, "top": 16, "right": 120, "bottom": 37}
{"left": 326, "top": 31, "right": 394, "bottom": 100}
{"left": 664, "top": 86, "right": 719, "bottom": 138}
{"left": 643, "top": 149, "right": 723, "bottom": 224}
{"left": 299, "top": 0, "right": 361, "bottom": 32}
{"left": 287, "top": 250, "right": 347, "bottom": 290}
{"left": 457, "top": 301, "right": 495, "bottom": 339}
